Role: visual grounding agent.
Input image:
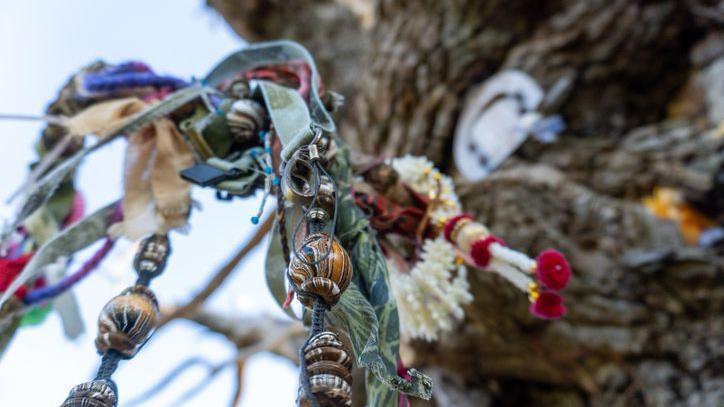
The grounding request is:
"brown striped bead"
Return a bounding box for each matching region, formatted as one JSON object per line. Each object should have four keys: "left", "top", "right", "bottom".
{"left": 305, "top": 346, "right": 353, "bottom": 372}
{"left": 298, "top": 331, "right": 353, "bottom": 407}
{"left": 95, "top": 285, "right": 159, "bottom": 358}
{"left": 306, "top": 374, "right": 352, "bottom": 406}
{"left": 133, "top": 234, "right": 170, "bottom": 279}
{"left": 60, "top": 380, "right": 117, "bottom": 407}
{"left": 307, "top": 361, "right": 353, "bottom": 385}
{"left": 288, "top": 233, "right": 353, "bottom": 308}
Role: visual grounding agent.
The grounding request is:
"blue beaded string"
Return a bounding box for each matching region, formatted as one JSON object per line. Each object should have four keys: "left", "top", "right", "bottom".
{"left": 250, "top": 130, "right": 279, "bottom": 225}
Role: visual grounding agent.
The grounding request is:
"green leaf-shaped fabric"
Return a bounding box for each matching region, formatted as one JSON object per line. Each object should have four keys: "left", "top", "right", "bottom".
{"left": 329, "top": 141, "right": 432, "bottom": 404}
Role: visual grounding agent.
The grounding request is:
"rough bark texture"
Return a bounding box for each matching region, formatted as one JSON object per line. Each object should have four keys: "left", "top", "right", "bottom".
{"left": 208, "top": 0, "right": 724, "bottom": 405}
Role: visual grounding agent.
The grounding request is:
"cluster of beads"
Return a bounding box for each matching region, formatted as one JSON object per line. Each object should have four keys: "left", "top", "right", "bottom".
{"left": 280, "top": 134, "right": 355, "bottom": 406}
{"left": 298, "top": 331, "right": 353, "bottom": 407}
{"left": 60, "top": 234, "right": 171, "bottom": 407}
{"left": 444, "top": 214, "right": 571, "bottom": 319}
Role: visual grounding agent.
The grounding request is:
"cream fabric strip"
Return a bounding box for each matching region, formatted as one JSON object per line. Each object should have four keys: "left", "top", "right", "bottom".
{"left": 68, "top": 97, "right": 194, "bottom": 239}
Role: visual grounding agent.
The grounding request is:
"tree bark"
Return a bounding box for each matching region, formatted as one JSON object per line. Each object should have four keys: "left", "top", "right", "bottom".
{"left": 208, "top": 1, "right": 724, "bottom": 405}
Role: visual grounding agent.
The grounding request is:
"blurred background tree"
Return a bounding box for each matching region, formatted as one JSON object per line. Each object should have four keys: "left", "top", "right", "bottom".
{"left": 202, "top": 1, "right": 724, "bottom": 405}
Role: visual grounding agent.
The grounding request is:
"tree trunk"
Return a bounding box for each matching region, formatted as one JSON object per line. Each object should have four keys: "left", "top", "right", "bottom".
{"left": 208, "top": 1, "right": 724, "bottom": 405}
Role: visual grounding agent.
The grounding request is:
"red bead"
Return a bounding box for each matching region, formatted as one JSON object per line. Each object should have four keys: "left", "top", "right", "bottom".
{"left": 530, "top": 291, "right": 567, "bottom": 320}
{"left": 443, "top": 213, "right": 473, "bottom": 242}
{"left": 470, "top": 236, "right": 505, "bottom": 267}
{"left": 535, "top": 249, "right": 571, "bottom": 291}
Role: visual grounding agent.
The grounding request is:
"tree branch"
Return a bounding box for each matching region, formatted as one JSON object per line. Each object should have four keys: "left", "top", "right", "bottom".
{"left": 158, "top": 212, "right": 275, "bottom": 327}
{"left": 129, "top": 309, "right": 305, "bottom": 406}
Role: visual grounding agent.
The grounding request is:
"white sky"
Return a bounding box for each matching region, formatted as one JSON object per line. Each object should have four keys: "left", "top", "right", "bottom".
{"left": 0, "top": 1, "right": 298, "bottom": 405}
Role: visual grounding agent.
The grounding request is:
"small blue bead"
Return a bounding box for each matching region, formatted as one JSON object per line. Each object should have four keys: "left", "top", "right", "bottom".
{"left": 265, "top": 147, "right": 272, "bottom": 154}
{"left": 273, "top": 178, "right": 280, "bottom": 186}
{"left": 250, "top": 150, "right": 258, "bottom": 158}
{"left": 251, "top": 216, "right": 259, "bottom": 224}
{"left": 264, "top": 167, "right": 272, "bottom": 174}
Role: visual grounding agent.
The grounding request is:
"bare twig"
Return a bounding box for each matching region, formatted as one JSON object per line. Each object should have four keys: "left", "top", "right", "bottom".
{"left": 127, "top": 310, "right": 305, "bottom": 406}
{"left": 231, "top": 359, "right": 245, "bottom": 407}
{"left": 158, "top": 212, "right": 275, "bottom": 327}
{"left": 167, "top": 362, "right": 228, "bottom": 407}
{"left": 179, "top": 308, "right": 305, "bottom": 361}
{"left": 124, "top": 357, "right": 219, "bottom": 406}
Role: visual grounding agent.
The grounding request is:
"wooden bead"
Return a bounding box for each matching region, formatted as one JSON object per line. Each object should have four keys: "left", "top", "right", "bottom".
{"left": 307, "top": 374, "right": 352, "bottom": 406}
{"left": 96, "top": 285, "right": 159, "bottom": 358}
{"left": 305, "top": 331, "right": 344, "bottom": 349}
{"left": 288, "top": 233, "right": 352, "bottom": 308}
{"left": 60, "top": 380, "right": 117, "bottom": 407}
{"left": 307, "top": 361, "right": 353, "bottom": 385}
{"left": 133, "top": 234, "right": 170, "bottom": 279}
{"left": 305, "top": 345, "right": 353, "bottom": 372}
{"left": 299, "top": 331, "right": 353, "bottom": 407}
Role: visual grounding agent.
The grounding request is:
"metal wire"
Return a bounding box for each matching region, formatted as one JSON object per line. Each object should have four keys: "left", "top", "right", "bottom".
{"left": 290, "top": 157, "right": 339, "bottom": 268}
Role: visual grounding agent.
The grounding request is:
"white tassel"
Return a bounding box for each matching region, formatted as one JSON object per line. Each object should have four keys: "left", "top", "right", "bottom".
{"left": 487, "top": 259, "right": 533, "bottom": 292}
{"left": 489, "top": 243, "right": 536, "bottom": 274}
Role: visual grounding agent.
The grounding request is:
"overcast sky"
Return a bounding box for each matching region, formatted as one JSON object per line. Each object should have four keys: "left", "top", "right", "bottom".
{"left": 0, "top": 1, "right": 298, "bottom": 405}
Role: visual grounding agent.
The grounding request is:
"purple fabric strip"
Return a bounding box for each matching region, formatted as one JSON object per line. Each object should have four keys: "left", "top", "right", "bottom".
{"left": 23, "top": 238, "right": 116, "bottom": 305}
{"left": 84, "top": 71, "right": 188, "bottom": 92}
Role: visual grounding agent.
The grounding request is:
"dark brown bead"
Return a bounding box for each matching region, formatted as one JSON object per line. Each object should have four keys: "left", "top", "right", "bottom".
{"left": 298, "top": 331, "right": 353, "bottom": 407}
{"left": 288, "top": 233, "right": 353, "bottom": 308}
{"left": 60, "top": 380, "right": 117, "bottom": 407}
{"left": 95, "top": 285, "right": 159, "bottom": 358}
{"left": 133, "top": 234, "right": 170, "bottom": 280}
{"left": 307, "top": 361, "right": 353, "bottom": 385}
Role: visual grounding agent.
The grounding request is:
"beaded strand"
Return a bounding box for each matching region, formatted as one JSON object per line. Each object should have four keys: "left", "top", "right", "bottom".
{"left": 60, "top": 234, "right": 171, "bottom": 407}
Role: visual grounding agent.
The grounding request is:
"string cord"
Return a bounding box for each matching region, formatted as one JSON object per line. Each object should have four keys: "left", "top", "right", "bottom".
{"left": 95, "top": 351, "right": 122, "bottom": 381}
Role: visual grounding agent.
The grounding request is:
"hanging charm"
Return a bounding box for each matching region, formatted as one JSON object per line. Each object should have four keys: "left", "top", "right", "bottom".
{"left": 95, "top": 285, "right": 159, "bottom": 358}
{"left": 299, "top": 331, "right": 353, "bottom": 407}
{"left": 60, "top": 234, "right": 171, "bottom": 407}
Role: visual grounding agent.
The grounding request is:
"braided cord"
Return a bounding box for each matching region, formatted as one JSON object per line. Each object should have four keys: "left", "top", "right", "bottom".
{"left": 95, "top": 351, "right": 121, "bottom": 381}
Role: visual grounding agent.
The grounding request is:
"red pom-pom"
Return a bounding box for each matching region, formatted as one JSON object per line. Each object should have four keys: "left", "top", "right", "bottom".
{"left": 470, "top": 236, "right": 505, "bottom": 267}
{"left": 0, "top": 253, "right": 33, "bottom": 300}
{"left": 530, "top": 291, "right": 567, "bottom": 320}
{"left": 443, "top": 213, "right": 473, "bottom": 242}
{"left": 536, "top": 249, "right": 571, "bottom": 291}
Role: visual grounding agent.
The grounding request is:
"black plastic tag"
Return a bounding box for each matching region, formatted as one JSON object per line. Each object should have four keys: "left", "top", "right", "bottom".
{"left": 180, "top": 163, "right": 230, "bottom": 187}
